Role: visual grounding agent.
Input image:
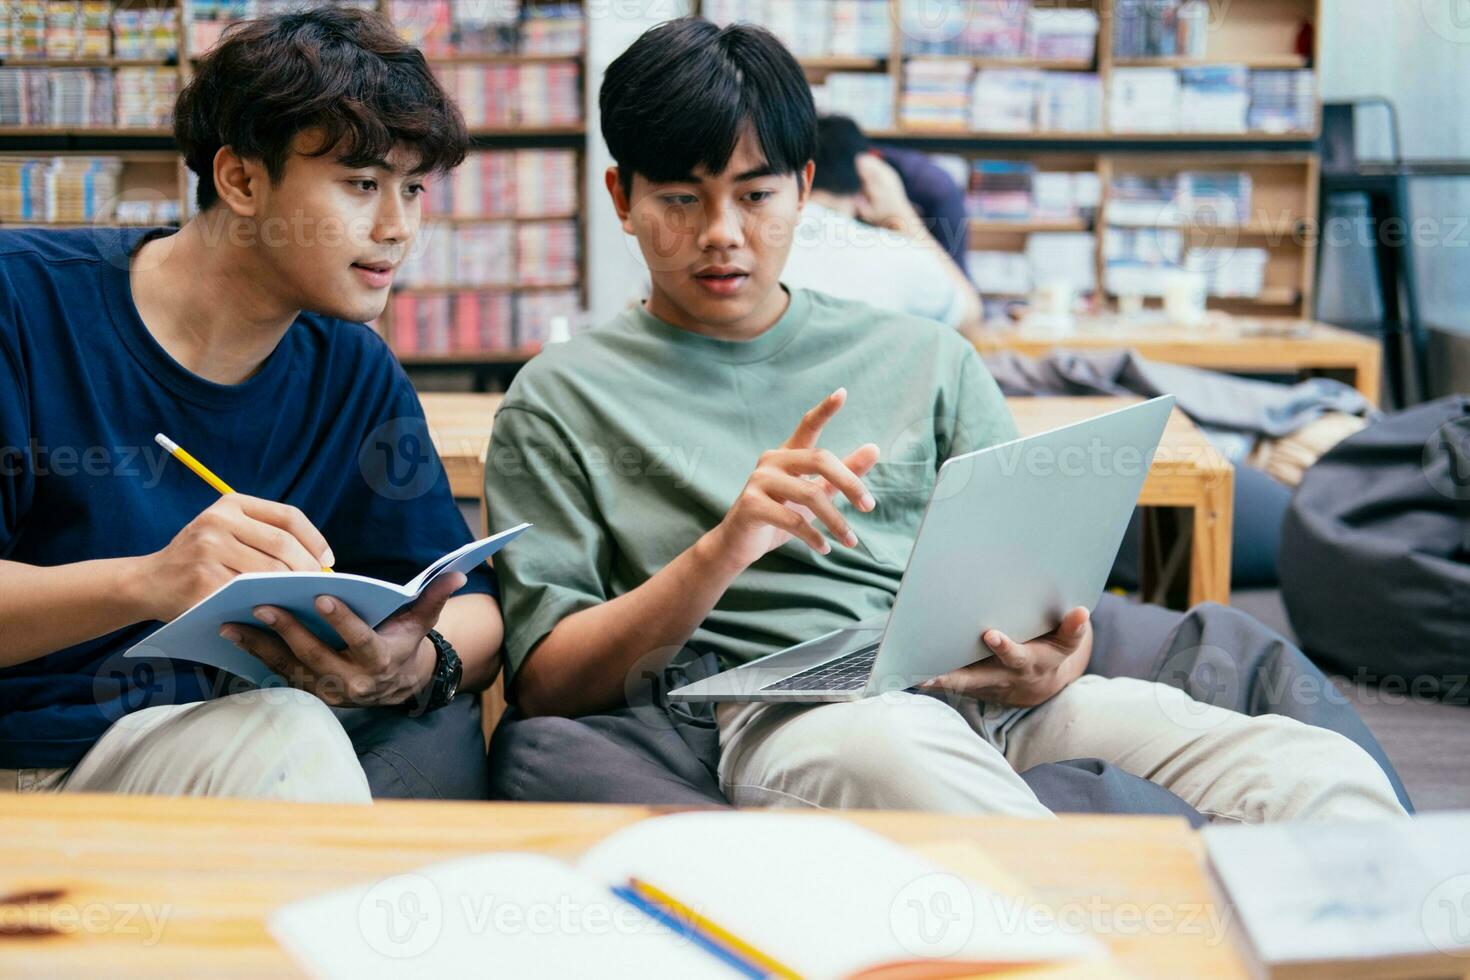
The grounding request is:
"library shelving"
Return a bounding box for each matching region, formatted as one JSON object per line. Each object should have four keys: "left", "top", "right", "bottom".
{"left": 699, "top": 0, "right": 1322, "bottom": 318}
{"left": 0, "top": 0, "right": 587, "bottom": 377}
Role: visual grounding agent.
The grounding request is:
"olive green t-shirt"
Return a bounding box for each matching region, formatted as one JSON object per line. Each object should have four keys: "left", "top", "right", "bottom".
{"left": 485, "top": 287, "right": 1019, "bottom": 676}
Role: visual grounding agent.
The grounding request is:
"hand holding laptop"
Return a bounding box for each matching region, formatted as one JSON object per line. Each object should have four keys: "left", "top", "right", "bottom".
{"left": 920, "top": 605, "right": 1094, "bottom": 708}
{"left": 707, "top": 387, "right": 880, "bottom": 569}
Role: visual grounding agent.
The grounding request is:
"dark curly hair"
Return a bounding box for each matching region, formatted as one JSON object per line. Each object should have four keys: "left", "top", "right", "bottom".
{"left": 175, "top": 5, "right": 468, "bottom": 211}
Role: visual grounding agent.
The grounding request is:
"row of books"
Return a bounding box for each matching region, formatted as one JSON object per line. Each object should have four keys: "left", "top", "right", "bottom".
{"left": 0, "top": 153, "right": 117, "bottom": 221}
{"left": 1108, "top": 171, "right": 1253, "bottom": 228}
{"left": 421, "top": 148, "right": 576, "bottom": 219}
{"left": 397, "top": 220, "right": 578, "bottom": 289}
{"left": 704, "top": 0, "right": 890, "bottom": 59}
{"left": 432, "top": 61, "right": 580, "bottom": 128}
{"left": 1, "top": 2, "right": 179, "bottom": 61}
{"left": 1104, "top": 226, "right": 1270, "bottom": 298}
{"left": 388, "top": 287, "right": 579, "bottom": 355}
{"left": 1110, "top": 67, "right": 1317, "bottom": 134}
{"left": 900, "top": 0, "right": 1098, "bottom": 62}
{"left": 967, "top": 232, "right": 1097, "bottom": 297}
{"left": 185, "top": 0, "right": 374, "bottom": 56}
{"left": 968, "top": 162, "right": 1100, "bottom": 222}
{"left": 0, "top": 64, "right": 174, "bottom": 127}
{"left": 386, "top": 0, "right": 583, "bottom": 58}
{"left": 1112, "top": 0, "right": 1213, "bottom": 59}
{"left": 970, "top": 69, "right": 1101, "bottom": 133}
{"left": 811, "top": 71, "right": 893, "bottom": 132}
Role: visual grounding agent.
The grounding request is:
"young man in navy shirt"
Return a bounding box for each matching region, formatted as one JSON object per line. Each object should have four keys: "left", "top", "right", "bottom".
{"left": 0, "top": 8, "right": 501, "bottom": 801}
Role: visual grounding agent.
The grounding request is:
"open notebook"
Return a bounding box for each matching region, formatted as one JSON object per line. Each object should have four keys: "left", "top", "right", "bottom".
{"left": 123, "top": 524, "right": 531, "bottom": 685}
{"left": 269, "top": 812, "right": 1103, "bottom": 979}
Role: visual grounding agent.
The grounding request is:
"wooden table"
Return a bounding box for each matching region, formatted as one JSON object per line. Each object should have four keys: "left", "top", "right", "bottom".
{"left": 0, "top": 795, "right": 1247, "bottom": 978}
{"left": 421, "top": 393, "right": 1233, "bottom": 607}
{"left": 970, "top": 318, "right": 1384, "bottom": 407}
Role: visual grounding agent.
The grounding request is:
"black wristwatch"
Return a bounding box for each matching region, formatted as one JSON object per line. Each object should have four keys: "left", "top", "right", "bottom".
{"left": 406, "top": 629, "right": 462, "bottom": 714}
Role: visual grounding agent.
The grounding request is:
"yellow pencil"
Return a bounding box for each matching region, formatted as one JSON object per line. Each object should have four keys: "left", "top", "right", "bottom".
{"left": 629, "top": 877, "right": 801, "bottom": 979}
{"left": 154, "top": 433, "right": 333, "bottom": 572}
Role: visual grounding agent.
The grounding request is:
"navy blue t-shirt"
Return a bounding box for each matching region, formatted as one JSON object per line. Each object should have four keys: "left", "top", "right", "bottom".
{"left": 0, "top": 227, "right": 496, "bottom": 768}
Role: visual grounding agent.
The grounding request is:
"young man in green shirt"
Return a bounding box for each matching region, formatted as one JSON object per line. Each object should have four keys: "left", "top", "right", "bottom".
{"left": 485, "top": 18, "right": 1405, "bottom": 820}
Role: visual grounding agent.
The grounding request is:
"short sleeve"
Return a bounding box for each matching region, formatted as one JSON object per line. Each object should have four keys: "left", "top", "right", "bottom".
{"left": 328, "top": 359, "right": 496, "bottom": 598}
{"left": 483, "top": 404, "right": 612, "bottom": 677}
{"left": 0, "top": 292, "right": 32, "bottom": 557}
{"left": 942, "top": 348, "right": 1020, "bottom": 461}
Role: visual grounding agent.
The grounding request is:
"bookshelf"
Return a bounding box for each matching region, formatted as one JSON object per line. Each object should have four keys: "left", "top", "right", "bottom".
{"left": 698, "top": 0, "right": 1322, "bottom": 319}
{"left": 1, "top": 0, "right": 587, "bottom": 376}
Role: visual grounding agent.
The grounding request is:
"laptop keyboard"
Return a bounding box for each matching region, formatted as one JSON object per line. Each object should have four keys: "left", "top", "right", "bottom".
{"left": 761, "top": 644, "right": 880, "bottom": 693}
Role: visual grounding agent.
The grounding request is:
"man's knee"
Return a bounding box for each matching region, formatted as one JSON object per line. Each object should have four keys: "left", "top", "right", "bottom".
{"left": 1259, "top": 721, "right": 1407, "bottom": 822}
{"left": 205, "top": 689, "right": 370, "bottom": 803}
{"left": 743, "top": 695, "right": 1046, "bottom": 815}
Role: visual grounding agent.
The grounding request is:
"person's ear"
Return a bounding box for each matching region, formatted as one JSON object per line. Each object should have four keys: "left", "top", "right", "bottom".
{"left": 212, "top": 146, "right": 263, "bottom": 218}
{"left": 605, "top": 166, "right": 636, "bottom": 235}
{"left": 797, "top": 160, "right": 815, "bottom": 209}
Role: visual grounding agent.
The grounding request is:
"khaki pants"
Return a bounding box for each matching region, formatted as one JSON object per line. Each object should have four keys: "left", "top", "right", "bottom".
{"left": 718, "top": 675, "right": 1408, "bottom": 822}
{"left": 0, "top": 688, "right": 371, "bottom": 803}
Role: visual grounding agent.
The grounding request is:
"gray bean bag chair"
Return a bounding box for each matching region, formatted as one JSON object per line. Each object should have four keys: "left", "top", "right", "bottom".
{"left": 1279, "top": 396, "right": 1470, "bottom": 702}
{"left": 487, "top": 594, "right": 1413, "bottom": 819}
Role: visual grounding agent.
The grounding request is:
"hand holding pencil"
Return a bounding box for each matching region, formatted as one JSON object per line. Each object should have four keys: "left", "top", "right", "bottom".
{"left": 134, "top": 434, "right": 337, "bottom": 623}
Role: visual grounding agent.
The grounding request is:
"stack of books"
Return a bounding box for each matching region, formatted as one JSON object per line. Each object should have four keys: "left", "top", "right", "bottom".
{"left": 968, "top": 160, "right": 1034, "bottom": 221}
{"left": 520, "top": 2, "right": 583, "bottom": 56}
{"left": 1185, "top": 245, "right": 1268, "bottom": 298}
{"left": 900, "top": 58, "right": 971, "bottom": 130}
{"left": 113, "top": 195, "right": 182, "bottom": 226}
{"left": 901, "top": 0, "right": 1025, "bottom": 57}
{"left": 1107, "top": 67, "right": 1181, "bottom": 132}
{"left": 1248, "top": 70, "right": 1317, "bottom": 133}
{"left": 114, "top": 66, "right": 176, "bottom": 128}
{"left": 435, "top": 63, "right": 517, "bottom": 128}
{"left": 1027, "top": 231, "right": 1097, "bottom": 292}
{"left": 968, "top": 70, "right": 1102, "bottom": 133}
{"left": 970, "top": 69, "right": 1039, "bottom": 132}
{"left": 1178, "top": 65, "right": 1249, "bottom": 132}
{"left": 0, "top": 2, "right": 47, "bottom": 59}
{"left": 439, "top": 0, "right": 517, "bottom": 55}
{"left": 112, "top": 6, "right": 179, "bottom": 60}
{"left": 398, "top": 221, "right": 514, "bottom": 288}
{"left": 422, "top": 148, "right": 576, "bottom": 219}
{"left": 1103, "top": 226, "right": 1184, "bottom": 297}
{"left": 1030, "top": 170, "right": 1100, "bottom": 220}
{"left": 811, "top": 72, "right": 893, "bottom": 131}
{"left": 1112, "top": 0, "right": 1211, "bottom": 58}
{"left": 513, "top": 148, "right": 577, "bottom": 217}
{"left": 0, "top": 69, "right": 48, "bottom": 126}
{"left": 706, "top": 0, "right": 888, "bottom": 60}
{"left": 515, "top": 289, "right": 579, "bottom": 346}
{"left": 1023, "top": 7, "right": 1098, "bottom": 62}
{"left": 1110, "top": 170, "right": 1255, "bottom": 230}
{"left": 967, "top": 249, "right": 1032, "bottom": 297}
{"left": 515, "top": 61, "right": 580, "bottom": 127}
{"left": 44, "top": 0, "right": 112, "bottom": 59}
{"left": 46, "top": 65, "right": 113, "bottom": 126}
{"left": 516, "top": 219, "right": 578, "bottom": 287}
{"left": 434, "top": 62, "right": 580, "bottom": 128}
{"left": 390, "top": 287, "right": 580, "bottom": 356}
{"left": 0, "top": 154, "right": 121, "bottom": 222}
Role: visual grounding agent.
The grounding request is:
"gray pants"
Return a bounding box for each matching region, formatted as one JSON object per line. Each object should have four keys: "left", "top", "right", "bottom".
{"left": 718, "top": 675, "right": 1408, "bottom": 822}
{"left": 0, "top": 688, "right": 371, "bottom": 803}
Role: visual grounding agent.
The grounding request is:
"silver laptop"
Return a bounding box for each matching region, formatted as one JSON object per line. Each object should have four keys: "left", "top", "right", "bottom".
{"left": 668, "top": 396, "right": 1175, "bottom": 703}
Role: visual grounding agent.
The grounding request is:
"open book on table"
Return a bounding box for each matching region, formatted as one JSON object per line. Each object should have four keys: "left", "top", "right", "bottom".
{"left": 269, "top": 811, "right": 1105, "bottom": 979}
